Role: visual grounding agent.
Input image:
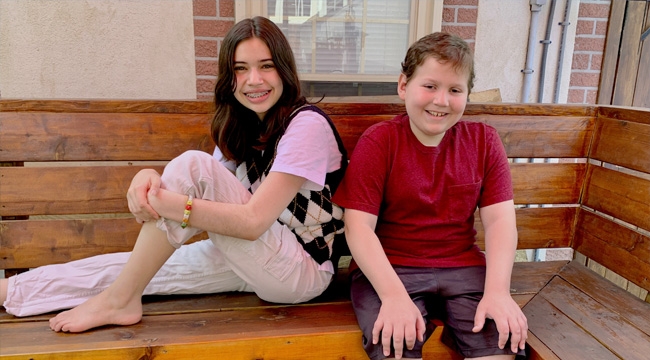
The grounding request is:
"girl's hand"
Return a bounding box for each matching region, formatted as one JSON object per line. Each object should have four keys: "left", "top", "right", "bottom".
{"left": 127, "top": 169, "right": 162, "bottom": 222}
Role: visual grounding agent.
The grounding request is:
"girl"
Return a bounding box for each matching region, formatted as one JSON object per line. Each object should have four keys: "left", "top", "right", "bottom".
{"left": 1, "top": 17, "right": 347, "bottom": 333}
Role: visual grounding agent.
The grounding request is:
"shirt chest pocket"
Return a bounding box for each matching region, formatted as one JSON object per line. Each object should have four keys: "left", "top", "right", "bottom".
{"left": 444, "top": 181, "right": 481, "bottom": 222}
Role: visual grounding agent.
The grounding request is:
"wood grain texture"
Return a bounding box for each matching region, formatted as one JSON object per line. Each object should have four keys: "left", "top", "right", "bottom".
{"left": 559, "top": 260, "right": 650, "bottom": 336}
{"left": 0, "top": 165, "right": 165, "bottom": 216}
{"left": 0, "top": 261, "right": 557, "bottom": 359}
{"left": 0, "top": 217, "right": 207, "bottom": 269}
{"left": 0, "top": 112, "right": 214, "bottom": 162}
{"left": 524, "top": 295, "right": 619, "bottom": 360}
{"left": 475, "top": 207, "right": 575, "bottom": 251}
{"left": 0, "top": 207, "right": 572, "bottom": 270}
{"left": 537, "top": 276, "right": 650, "bottom": 360}
{"left": 596, "top": 0, "right": 626, "bottom": 105}
{"left": 573, "top": 209, "right": 650, "bottom": 292}
{"left": 590, "top": 116, "right": 650, "bottom": 173}
{"left": 466, "top": 115, "right": 594, "bottom": 158}
{"left": 511, "top": 163, "right": 586, "bottom": 204}
{"left": 582, "top": 164, "right": 650, "bottom": 231}
{"left": 2, "top": 100, "right": 648, "bottom": 360}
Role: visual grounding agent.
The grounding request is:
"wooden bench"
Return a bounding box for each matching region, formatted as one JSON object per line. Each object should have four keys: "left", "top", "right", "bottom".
{"left": 1, "top": 100, "right": 649, "bottom": 359}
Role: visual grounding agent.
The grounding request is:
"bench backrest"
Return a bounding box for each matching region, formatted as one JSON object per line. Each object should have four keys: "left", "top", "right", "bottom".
{"left": 1, "top": 100, "right": 648, "bottom": 293}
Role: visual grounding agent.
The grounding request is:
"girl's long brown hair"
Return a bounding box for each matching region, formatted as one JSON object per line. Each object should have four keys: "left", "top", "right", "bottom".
{"left": 212, "top": 16, "right": 306, "bottom": 163}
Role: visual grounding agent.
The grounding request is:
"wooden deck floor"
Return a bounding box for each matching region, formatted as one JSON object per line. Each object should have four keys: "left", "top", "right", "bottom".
{"left": 523, "top": 261, "right": 650, "bottom": 360}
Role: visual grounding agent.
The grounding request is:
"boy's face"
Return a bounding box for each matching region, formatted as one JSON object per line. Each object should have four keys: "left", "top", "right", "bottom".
{"left": 397, "top": 57, "right": 469, "bottom": 146}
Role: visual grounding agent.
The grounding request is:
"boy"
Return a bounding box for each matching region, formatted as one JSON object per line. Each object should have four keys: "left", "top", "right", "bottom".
{"left": 332, "top": 32, "right": 528, "bottom": 360}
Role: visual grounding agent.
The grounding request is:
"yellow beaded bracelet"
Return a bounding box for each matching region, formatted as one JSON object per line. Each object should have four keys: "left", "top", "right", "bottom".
{"left": 180, "top": 194, "right": 193, "bottom": 229}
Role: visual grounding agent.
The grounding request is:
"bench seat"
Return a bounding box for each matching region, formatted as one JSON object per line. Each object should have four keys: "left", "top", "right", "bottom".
{"left": 0, "top": 261, "right": 566, "bottom": 359}
{"left": 1, "top": 100, "right": 649, "bottom": 359}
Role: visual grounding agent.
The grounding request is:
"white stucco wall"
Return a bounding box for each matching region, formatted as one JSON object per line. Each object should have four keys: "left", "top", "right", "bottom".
{"left": 474, "top": 0, "right": 579, "bottom": 103}
{"left": 0, "top": 0, "right": 196, "bottom": 99}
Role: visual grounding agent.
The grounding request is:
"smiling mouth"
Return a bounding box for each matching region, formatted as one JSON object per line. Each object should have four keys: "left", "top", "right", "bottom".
{"left": 246, "top": 90, "right": 270, "bottom": 99}
{"left": 427, "top": 110, "right": 447, "bottom": 117}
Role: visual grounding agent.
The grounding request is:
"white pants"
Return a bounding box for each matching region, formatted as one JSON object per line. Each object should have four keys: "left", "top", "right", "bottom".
{"left": 4, "top": 151, "right": 333, "bottom": 317}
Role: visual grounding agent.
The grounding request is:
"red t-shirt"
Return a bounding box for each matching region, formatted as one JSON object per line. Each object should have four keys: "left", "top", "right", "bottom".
{"left": 332, "top": 114, "right": 513, "bottom": 269}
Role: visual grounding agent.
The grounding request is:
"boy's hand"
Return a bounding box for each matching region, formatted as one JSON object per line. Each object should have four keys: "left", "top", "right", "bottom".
{"left": 372, "top": 296, "right": 426, "bottom": 359}
{"left": 472, "top": 292, "right": 528, "bottom": 353}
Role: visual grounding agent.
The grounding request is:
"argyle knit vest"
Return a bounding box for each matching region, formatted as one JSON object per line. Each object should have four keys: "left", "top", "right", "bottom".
{"left": 235, "top": 105, "right": 348, "bottom": 264}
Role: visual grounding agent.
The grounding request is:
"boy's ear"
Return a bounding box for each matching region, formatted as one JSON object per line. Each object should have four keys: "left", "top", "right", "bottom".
{"left": 397, "top": 73, "right": 407, "bottom": 100}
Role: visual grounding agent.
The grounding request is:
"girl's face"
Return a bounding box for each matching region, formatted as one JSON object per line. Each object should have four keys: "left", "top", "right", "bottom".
{"left": 233, "top": 37, "right": 283, "bottom": 120}
{"left": 397, "top": 56, "right": 468, "bottom": 146}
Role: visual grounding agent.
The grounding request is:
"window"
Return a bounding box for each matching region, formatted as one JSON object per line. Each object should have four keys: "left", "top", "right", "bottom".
{"left": 235, "top": 0, "right": 443, "bottom": 97}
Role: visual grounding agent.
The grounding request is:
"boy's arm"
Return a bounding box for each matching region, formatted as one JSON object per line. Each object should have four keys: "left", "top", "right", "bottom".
{"left": 475, "top": 199, "right": 528, "bottom": 353}
{"left": 345, "top": 209, "right": 426, "bottom": 359}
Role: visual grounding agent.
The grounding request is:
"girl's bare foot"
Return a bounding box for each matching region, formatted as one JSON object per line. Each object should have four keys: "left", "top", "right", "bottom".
{"left": 49, "top": 288, "right": 143, "bottom": 332}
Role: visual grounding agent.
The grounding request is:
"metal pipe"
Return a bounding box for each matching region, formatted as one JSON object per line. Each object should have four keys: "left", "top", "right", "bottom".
{"left": 521, "top": 0, "right": 546, "bottom": 103}
{"left": 554, "top": 0, "right": 573, "bottom": 103}
{"left": 537, "top": 0, "right": 557, "bottom": 103}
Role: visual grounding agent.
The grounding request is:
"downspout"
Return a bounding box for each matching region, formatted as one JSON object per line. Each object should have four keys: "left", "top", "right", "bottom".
{"left": 521, "top": 0, "right": 546, "bottom": 103}
{"left": 537, "top": 0, "right": 557, "bottom": 103}
{"left": 554, "top": 0, "right": 573, "bottom": 103}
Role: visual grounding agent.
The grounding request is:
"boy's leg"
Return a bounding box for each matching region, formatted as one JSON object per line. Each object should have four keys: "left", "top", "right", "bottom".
{"left": 49, "top": 222, "right": 175, "bottom": 332}
{"left": 437, "top": 266, "right": 525, "bottom": 359}
{"left": 349, "top": 267, "right": 437, "bottom": 360}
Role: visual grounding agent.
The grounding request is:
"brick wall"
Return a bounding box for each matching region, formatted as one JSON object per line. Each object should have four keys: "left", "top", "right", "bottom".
{"left": 193, "top": 0, "right": 234, "bottom": 99}
{"left": 441, "top": 0, "right": 479, "bottom": 51}
{"left": 568, "top": 0, "right": 610, "bottom": 104}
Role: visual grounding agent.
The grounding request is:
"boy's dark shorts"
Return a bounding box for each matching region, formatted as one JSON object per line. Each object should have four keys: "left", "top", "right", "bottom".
{"left": 350, "top": 266, "right": 526, "bottom": 360}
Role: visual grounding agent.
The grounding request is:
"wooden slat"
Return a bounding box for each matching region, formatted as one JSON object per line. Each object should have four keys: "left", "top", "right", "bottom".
{"left": 597, "top": 106, "right": 650, "bottom": 126}
{"left": 523, "top": 293, "right": 620, "bottom": 360}
{"left": 0, "top": 217, "right": 139, "bottom": 269}
{"left": 590, "top": 116, "right": 650, "bottom": 173}
{"left": 0, "top": 303, "right": 366, "bottom": 359}
{"left": 328, "top": 114, "right": 393, "bottom": 154}
{"left": 559, "top": 260, "right": 650, "bottom": 336}
{"left": 0, "top": 112, "right": 214, "bottom": 162}
{"left": 466, "top": 115, "right": 594, "bottom": 158}
{"left": 597, "top": 0, "right": 626, "bottom": 105}
{"left": 0, "top": 165, "right": 165, "bottom": 216}
{"left": 634, "top": 9, "right": 650, "bottom": 108}
{"left": 582, "top": 164, "right": 650, "bottom": 231}
{"left": 511, "top": 163, "right": 586, "bottom": 204}
{"left": 509, "top": 260, "right": 568, "bottom": 296}
{"left": 538, "top": 276, "right": 650, "bottom": 360}
{"left": 475, "top": 207, "right": 575, "bottom": 250}
{"left": 328, "top": 114, "right": 593, "bottom": 160}
{"left": 526, "top": 331, "right": 561, "bottom": 360}
{"left": 318, "top": 101, "right": 405, "bottom": 116}
{"left": 573, "top": 209, "right": 650, "bottom": 292}
{"left": 0, "top": 207, "right": 573, "bottom": 271}
{"left": 0, "top": 99, "right": 214, "bottom": 114}
{"left": 463, "top": 103, "right": 596, "bottom": 117}
{"left": 612, "top": 1, "right": 647, "bottom": 106}
{"left": 0, "top": 218, "right": 208, "bottom": 270}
